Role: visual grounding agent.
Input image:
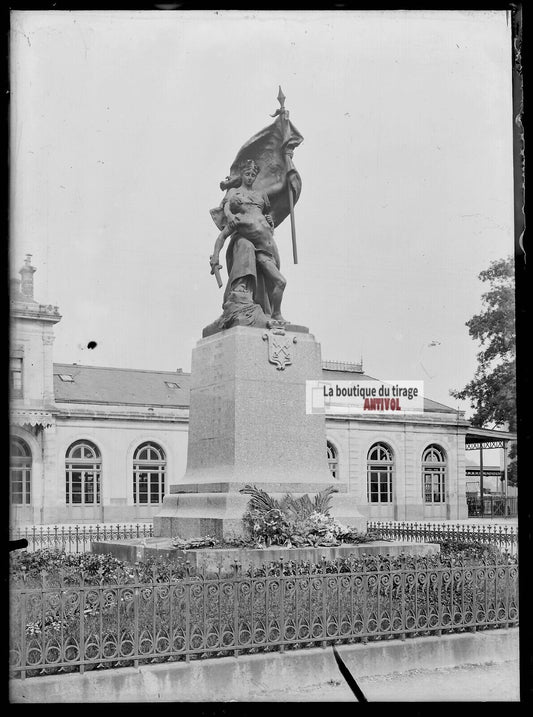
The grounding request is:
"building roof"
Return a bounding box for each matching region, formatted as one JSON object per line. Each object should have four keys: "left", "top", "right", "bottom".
{"left": 53, "top": 362, "right": 459, "bottom": 415}
{"left": 419, "top": 396, "right": 460, "bottom": 414}
{"left": 53, "top": 364, "right": 190, "bottom": 407}
{"left": 465, "top": 426, "right": 517, "bottom": 445}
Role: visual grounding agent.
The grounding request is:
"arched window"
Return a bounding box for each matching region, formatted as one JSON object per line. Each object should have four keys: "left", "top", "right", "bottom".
{"left": 326, "top": 441, "right": 338, "bottom": 479}
{"left": 10, "top": 437, "right": 32, "bottom": 505}
{"left": 133, "top": 442, "right": 166, "bottom": 504}
{"left": 65, "top": 440, "right": 101, "bottom": 505}
{"left": 367, "top": 442, "right": 393, "bottom": 503}
{"left": 422, "top": 444, "right": 446, "bottom": 503}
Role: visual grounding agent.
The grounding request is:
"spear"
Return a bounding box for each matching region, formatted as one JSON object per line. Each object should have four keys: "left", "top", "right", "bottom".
{"left": 274, "top": 86, "right": 298, "bottom": 264}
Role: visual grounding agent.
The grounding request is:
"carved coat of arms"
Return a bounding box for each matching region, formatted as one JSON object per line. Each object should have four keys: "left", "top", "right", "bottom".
{"left": 262, "top": 328, "right": 297, "bottom": 370}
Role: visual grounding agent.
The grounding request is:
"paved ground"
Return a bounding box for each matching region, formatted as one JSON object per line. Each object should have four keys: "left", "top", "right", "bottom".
{"left": 244, "top": 660, "right": 520, "bottom": 702}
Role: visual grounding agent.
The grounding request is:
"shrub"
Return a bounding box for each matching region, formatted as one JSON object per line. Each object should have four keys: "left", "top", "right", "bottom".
{"left": 9, "top": 549, "right": 190, "bottom": 586}
{"left": 438, "top": 540, "right": 504, "bottom": 563}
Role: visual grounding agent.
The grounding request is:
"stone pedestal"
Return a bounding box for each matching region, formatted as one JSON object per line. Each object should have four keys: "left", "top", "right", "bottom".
{"left": 154, "top": 325, "right": 365, "bottom": 539}
{"left": 92, "top": 538, "right": 439, "bottom": 573}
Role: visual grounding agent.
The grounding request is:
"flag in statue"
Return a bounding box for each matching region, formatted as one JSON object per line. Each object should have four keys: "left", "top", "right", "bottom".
{"left": 210, "top": 113, "right": 304, "bottom": 231}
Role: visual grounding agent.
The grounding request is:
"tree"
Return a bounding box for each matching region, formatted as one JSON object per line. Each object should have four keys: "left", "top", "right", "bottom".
{"left": 450, "top": 256, "right": 516, "bottom": 483}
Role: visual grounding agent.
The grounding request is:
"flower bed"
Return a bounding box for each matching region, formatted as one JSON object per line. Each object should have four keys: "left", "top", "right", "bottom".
{"left": 9, "top": 549, "right": 190, "bottom": 588}
{"left": 10, "top": 549, "right": 518, "bottom": 680}
{"left": 8, "top": 539, "right": 510, "bottom": 587}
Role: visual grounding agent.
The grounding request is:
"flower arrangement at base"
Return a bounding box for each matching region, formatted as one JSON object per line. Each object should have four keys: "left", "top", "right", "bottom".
{"left": 239, "top": 484, "right": 370, "bottom": 548}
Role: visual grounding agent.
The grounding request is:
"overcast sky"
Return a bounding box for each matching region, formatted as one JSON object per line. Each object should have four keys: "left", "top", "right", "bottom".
{"left": 10, "top": 9, "right": 514, "bottom": 427}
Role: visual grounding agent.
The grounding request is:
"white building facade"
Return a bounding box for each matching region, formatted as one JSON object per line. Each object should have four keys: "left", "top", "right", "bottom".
{"left": 10, "top": 259, "right": 486, "bottom": 527}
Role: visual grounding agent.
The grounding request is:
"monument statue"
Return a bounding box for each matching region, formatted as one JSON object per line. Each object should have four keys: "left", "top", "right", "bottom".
{"left": 204, "top": 88, "right": 304, "bottom": 336}
{"left": 151, "top": 87, "right": 366, "bottom": 541}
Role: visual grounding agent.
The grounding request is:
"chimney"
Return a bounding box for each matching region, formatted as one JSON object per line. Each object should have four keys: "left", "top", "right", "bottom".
{"left": 19, "top": 254, "right": 36, "bottom": 299}
{"left": 10, "top": 277, "right": 22, "bottom": 295}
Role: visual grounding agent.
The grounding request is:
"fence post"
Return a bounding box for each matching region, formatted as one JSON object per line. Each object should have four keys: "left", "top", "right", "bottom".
{"left": 361, "top": 557, "right": 368, "bottom": 644}
{"left": 321, "top": 556, "right": 327, "bottom": 648}
{"left": 470, "top": 574, "right": 477, "bottom": 633}
{"left": 503, "top": 561, "right": 510, "bottom": 629}
{"left": 395, "top": 554, "right": 404, "bottom": 641}
{"left": 233, "top": 560, "right": 241, "bottom": 657}
{"left": 133, "top": 567, "right": 140, "bottom": 669}
{"left": 435, "top": 565, "right": 442, "bottom": 637}
{"left": 79, "top": 570, "right": 85, "bottom": 674}
{"left": 279, "top": 558, "right": 285, "bottom": 654}
{"left": 19, "top": 576, "right": 27, "bottom": 679}
{"left": 185, "top": 569, "right": 191, "bottom": 663}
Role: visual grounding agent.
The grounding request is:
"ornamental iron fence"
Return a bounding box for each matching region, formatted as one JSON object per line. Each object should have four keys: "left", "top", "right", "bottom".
{"left": 11, "top": 515, "right": 518, "bottom": 555}
{"left": 367, "top": 521, "right": 518, "bottom": 556}
{"left": 9, "top": 554, "right": 518, "bottom": 679}
{"left": 9, "top": 523, "right": 154, "bottom": 554}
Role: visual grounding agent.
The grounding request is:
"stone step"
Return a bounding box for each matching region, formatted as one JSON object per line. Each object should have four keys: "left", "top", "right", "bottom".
{"left": 91, "top": 538, "right": 440, "bottom": 572}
